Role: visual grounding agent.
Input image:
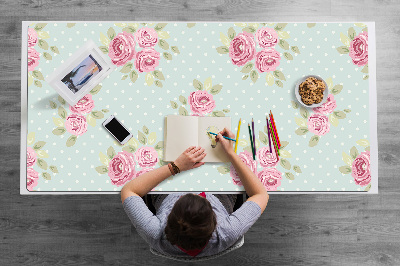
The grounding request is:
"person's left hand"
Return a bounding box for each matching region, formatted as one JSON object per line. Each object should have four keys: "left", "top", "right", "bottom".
{"left": 174, "top": 146, "right": 207, "bottom": 172}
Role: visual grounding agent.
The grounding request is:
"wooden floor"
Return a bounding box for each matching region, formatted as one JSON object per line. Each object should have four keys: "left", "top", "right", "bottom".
{"left": 1, "top": 0, "right": 400, "bottom": 265}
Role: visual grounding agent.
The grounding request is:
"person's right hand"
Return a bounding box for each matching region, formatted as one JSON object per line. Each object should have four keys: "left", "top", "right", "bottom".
{"left": 215, "top": 128, "right": 235, "bottom": 155}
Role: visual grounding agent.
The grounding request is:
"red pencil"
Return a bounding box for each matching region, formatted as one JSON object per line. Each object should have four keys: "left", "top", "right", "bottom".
{"left": 270, "top": 111, "right": 281, "bottom": 149}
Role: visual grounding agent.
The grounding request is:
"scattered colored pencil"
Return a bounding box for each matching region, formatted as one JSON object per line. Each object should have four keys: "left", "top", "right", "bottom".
{"left": 234, "top": 118, "right": 241, "bottom": 154}
{"left": 270, "top": 111, "right": 281, "bottom": 149}
{"left": 208, "top": 132, "right": 236, "bottom": 142}
{"left": 252, "top": 118, "right": 256, "bottom": 158}
{"left": 248, "top": 123, "right": 255, "bottom": 160}
{"left": 266, "top": 117, "right": 272, "bottom": 153}
{"left": 270, "top": 122, "right": 280, "bottom": 157}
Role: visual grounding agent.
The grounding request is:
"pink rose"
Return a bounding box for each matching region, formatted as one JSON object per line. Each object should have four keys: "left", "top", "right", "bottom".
{"left": 28, "top": 47, "right": 40, "bottom": 72}
{"left": 307, "top": 114, "right": 330, "bottom": 136}
{"left": 188, "top": 90, "right": 216, "bottom": 115}
{"left": 256, "top": 27, "right": 279, "bottom": 48}
{"left": 69, "top": 94, "right": 95, "bottom": 114}
{"left": 257, "top": 146, "right": 279, "bottom": 167}
{"left": 228, "top": 32, "right": 256, "bottom": 66}
{"left": 349, "top": 31, "right": 368, "bottom": 66}
{"left": 27, "top": 168, "right": 39, "bottom": 191}
{"left": 135, "top": 147, "right": 159, "bottom": 167}
{"left": 135, "top": 27, "right": 158, "bottom": 48}
{"left": 312, "top": 94, "right": 337, "bottom": 115}
{"left": 108, "top": 151, "right": 136, "bottom": 186}
{"left": 134, "top": 48, "right": 160, "bottom": 73}
{"left": 255, "top": 48, "right": 281, "bottom": 73}
{"left": 257, "top": 168, "right": 282, "bottom": 191}
{"left": 351, "top": 151, "right": 371, "bottom": 187}
{"left": 108, "top": 31, "right": 136, "bottom": 66}
{"left": 230, "top": 151, "right": 257, "bottom": 186}
{"left": 136, "top": 168, "right": 154, "bottom": 177}
{"left": 28, "top": 28, "right": 38, "bottom": 47}
{"left": 65, "top": 113, "right": 88, "bottom": 136}
{"left": 27, "top": 147, "right": 37, "bottom": 167}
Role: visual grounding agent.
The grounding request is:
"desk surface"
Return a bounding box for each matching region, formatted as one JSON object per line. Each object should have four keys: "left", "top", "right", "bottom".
{"left": 21, "top": 21, "right": 377, "bottom": 194}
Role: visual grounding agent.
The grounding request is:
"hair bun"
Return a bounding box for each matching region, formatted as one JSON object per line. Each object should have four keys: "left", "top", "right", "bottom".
{"left": 177, "top": 219, "right": 188, "bottom": 231}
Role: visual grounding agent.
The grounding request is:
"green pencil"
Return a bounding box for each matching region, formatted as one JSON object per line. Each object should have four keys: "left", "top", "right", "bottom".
{"left": 248, "top": 123, "right": 255, "bottom": 160}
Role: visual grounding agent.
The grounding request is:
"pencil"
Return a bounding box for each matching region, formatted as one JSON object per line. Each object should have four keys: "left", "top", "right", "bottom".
{"left": 270, "top": 122, "right": 280, "bottom": 157}
{"left": 270, "top": 111, "right": 281, "bottom": 149}
{"left": 234, "top": 118, "right": 241, "bottom": 153}
{"left": 252, "top": 118, "right": 256, "bottom": 157}
{"left": 248, "top": 124, "right": 255, "bottom": 160}
{"left": 208, "top": 132, "right": 236, "bottom": 142}
{"left": 266, "top": 117, "right": 272, "bottom": 153}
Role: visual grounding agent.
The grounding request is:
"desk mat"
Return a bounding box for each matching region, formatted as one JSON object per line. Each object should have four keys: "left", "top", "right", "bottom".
{"left": 21, "top": 22, "right": 377, "bottom": 194}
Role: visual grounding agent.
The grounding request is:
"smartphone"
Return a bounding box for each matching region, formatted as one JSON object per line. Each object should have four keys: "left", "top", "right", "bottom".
{"left": 102, "top": 115, "right": 133, "bottom": 145}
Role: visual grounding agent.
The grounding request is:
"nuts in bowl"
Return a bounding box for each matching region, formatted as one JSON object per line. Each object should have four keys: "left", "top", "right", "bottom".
{"left": 295, "top": 75, "right": 328, "bottom": 108}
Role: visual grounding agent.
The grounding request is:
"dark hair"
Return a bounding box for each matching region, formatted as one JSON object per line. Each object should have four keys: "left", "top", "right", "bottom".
{"left": 165, "top": 194, "right": 217, "bottom": 250}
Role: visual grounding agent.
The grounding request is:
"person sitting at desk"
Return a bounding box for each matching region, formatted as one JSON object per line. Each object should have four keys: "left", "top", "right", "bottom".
{"left": 121, "top": 128, "right": 269, "bottom": 258}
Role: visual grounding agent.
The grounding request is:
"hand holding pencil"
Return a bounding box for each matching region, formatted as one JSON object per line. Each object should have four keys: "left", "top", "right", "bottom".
{"left": 215, "top": 128, "right": 236, "bottom": 155}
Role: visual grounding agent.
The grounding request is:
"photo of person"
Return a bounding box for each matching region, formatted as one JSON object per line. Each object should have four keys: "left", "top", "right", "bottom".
{"left": 61, "top": 55, "right": 102, "bottom": 94}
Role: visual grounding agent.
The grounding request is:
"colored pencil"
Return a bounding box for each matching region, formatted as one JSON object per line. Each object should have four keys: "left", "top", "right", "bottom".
{"left": 270, "top": 122, "right": 280, "bottom": 157}
{"left": 248, "top": 124, "right": 255, "bottom": 160}
{"left": 234, "top": 118, "right": 241, "bottom": 153}
{"left": 270, "top": 111, "right": 281, "bottom": 149}
{"left": 266, "top": 117, "right": 272, "bottom": 152}
{"left": 252, "top": 118, "right": 256, "bottom": 157}
{"left": 208, "top": 132, "right": 236, "bottom": 142}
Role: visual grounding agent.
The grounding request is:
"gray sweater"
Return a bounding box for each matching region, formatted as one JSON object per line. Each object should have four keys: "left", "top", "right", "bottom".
{"left": 123, "top": 192, "right": 262, "bottom": 257}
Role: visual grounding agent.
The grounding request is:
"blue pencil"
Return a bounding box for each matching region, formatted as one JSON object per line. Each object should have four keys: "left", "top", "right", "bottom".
{"left": 208, "top": 132, "right": 236, "bottom": 142}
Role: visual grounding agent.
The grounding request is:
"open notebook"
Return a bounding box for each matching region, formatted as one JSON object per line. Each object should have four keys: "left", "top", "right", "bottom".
{"left": 163, "top": 115, "right": 232, "bottom": 162}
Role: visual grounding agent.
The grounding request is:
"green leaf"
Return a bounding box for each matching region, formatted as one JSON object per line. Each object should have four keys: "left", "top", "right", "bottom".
{"left": 291, "top": 100, "right": 299, "bottom": 109}
{"left": 155, "top": 141, "right": 164, "bottom": 150}
{"left": 242, "top": 75, "right": 249, "bottom": 80}
{"left": 300, "top": 107, "right": 309, "bottom": 119}
{"left": 275, "top": 80, "right": 283, "bottom": 88}
{"left": 307, "top": 23, "right": 316, "bottom": 28}
{"left": 350, "top": 146, "right": 359, "bottom": 160}
{"left": 363, "top": 75, "right": 369, "bottom": 80}
{"left": 148, "top": 132, "right": 157, "bottom": 145}
{"left": 145, "top": 72, "right": 154, "bottom": 86}
{"left": 143, "top": 126, "right": 149, "bottom": 135}
{"left": 264, "top": 126, "right": 269, "bottom": 134}
{"left": 87, "top": 114, "right": 96, "bottom": 127}
{"left": 95, "top": 166, "right": 108, "bottom": 174}
{"left": 295, "top": 127, "right": 309, "bottom": 135}
{"left": 66, "top": 23, "right": 76, "bottom": 28}
{"left": 193, "top": 79, "right": 203, "bottom": 90}
{"left": 42, "top": 172, "right": 51, "bottom": 180}
{"left": 179, "top": 106, "right": 188, "bottom": 116}
{"left": 155, "top": 80, "right": 163, "bottom": 88}
{"left": 130, "top": 70, "right": 138, "bottom": 83}
{"left": 309, "top": 135, "right": 320, "bottom": 147}
{"left": 99, "top": 46, "right": 108, "bottom": 54}
{"left": 339, "top": 165, "right": 352, "bottom": 174}
{"left": 49, "top": 101, "right": 57, "bottom": 109}
{"left": 337, "top": 46, "right": 350, "bottom": 54}
{"left": 171, "top": 46, "right": 180, "bottom": 54}
{"left": 211, "top": 111, "right": 225, "bottom": 117}
{"left": 153, "top": 70, "right": 165, "bottom": 80}
{"left": 90, "top": 84, "right": 102, "bottom": 95}
{"left": 280, "top": 159, "right": 291, "bottom": 170}
{"left": 362, "top": 27, "right": 368, "bottom": 32}
{"left": 121, "top": 75, "right": 128, "bottom": 80}
{"left": 329, "top": 114, "right": 339, "bottom": 127}
{"left": 295, "top": 117, "right": 307, "bottom": 127}
{"left": 283, "top": 52, "right": 293, "bottom": 60}
{"left": 158, "top": 31, "right": 170, "bottom": 39}
{"left": 27, "top": 132, "right": 35, "bottom": 145}
{"left": 361, "top": 64, "right": 369, "bottom": 73}
{"left": 52, "top": 127, "right": 66, "bottom": 135}
{"left": 217, "top": 166, "right": 230, "bottom": 174}
{"left": 122, "top": 145, "right": 136, "bottom": 153}
{"left": 342, "top": 152, "right": 353, "bottom": 166}
{"left": 91, "top": 111, "right": 104, "bottom": 119}
{"left": 227, "top": 27, "right": 236, "bottom": 40}
{"left": 33, "top": 141, "right": 46, "bottom": 150}
{"left": 291, "top": 46, "right": 300, "bottom": 54}
{"left": 38, "top": 39, "right": 49, "bottom": 50}
{"left": 107, "top": 146, "right": 116, "bottom": 160}
{"left": 122, "top": 26, "right": 136, "bottom": 33}
{"left": 138, "top": 131, "right": 147, "bottom": 145}
{"left": 107, "top": 27, "right": 116, "bottom": 40}
{"left": 250, "top": 70, "right": 259, "bottom": 83}
{"left": 34, "top": 80, "right": 42, "bottom": 87}
{"left": 356, "top": 139, "right": 370, "bottom": 147}
{"left": 344, "top": 109, "right": 351, "bottom": 113}
{"left": 179, "top": 95, "right": 187, "bottom": 105}
{"left": 278, "top": 39, "right": 289, "bottom": 50}
{"left": 364, "top": 184, "right": 371, "bottom": 191}
{"left": 333, "top": 111, "right": 346, "bottom": 119}
{"left": 49, "top": 165, "right": 59, "bottom": 173}
{"left": 348, "top": 27, "right": 356, "bottom": 40}
{"left": 32, "top": 70, "right": 44, "bottom": 80}
{"left": 243, "top": 26, "right": 256, "bottom": 33}
{"left": 99, "top": 32, "right": 110, "bottom": 46}
{"left": 365, "top": 146, "right": 370, "bottom": 152}
{"left": 34, "top": 23, "right": 47, "bottom": 31}
{"left": 187, "top": 23, "right": 196, "bottom": 28}
{"left": 273, "top": 70, "right": 286, "bottom": 81}
{"left": 331, "top": 84, "right": 343, "bottom": 95}
{"left": 277, "top": 31, "right": 290, "bottom": 39}
{"left": 223, "top": 109, "right": 230, "bottom": 113}
{"left": 284, "top": 172, "right": 295, "bottom": 180}
{"left": 274, "top": 23, "right": 288, "bottom": 31}
{"left": 154, "top": 23, "right": 168, "bottom": 31}
{"left": 50, "top": 46, "right": 59, "bottom": 54}
{"left": 28, "top": 73, "right": 33, "bottom": 87}
{"left": 37, "top": 158, "right": 48, "bottom": 170}
{"left": 120, "top": 62, "right": 133, "bottom": 73}
{"left": 240, "top": 62, "right": 254, "bottom": 73}
{"left": 293, "top": 165, "right": 302, "bottom": 173}
{"left": 66, "top": 135, "right": 77, "bottom": 147}
{"left": 204, "top": 77, "right": 212, "bottom": 91}
{"left": 340, "top": 32, "right": 351, "bottom": 46}
{"left": 58, "top": 107, "right": 66, "bottom": 119}
{"left": 58, "top": 96, "right": 66, "bottom": 105}
{"left": 220, "top": 32, "right": 230, "bottom": 46}
{"left": 37, "top": 31, "right": 50, "bottom": 39}
{"left": 210, "top": 85, "right": 223, "bottom": 95}
{"left": 280, "top": 141, "right": 289, "bottom": 149}
{"left": 170, "top": 101, "right": 178, "bottom": 109}
{"left": 216, "top": 46, "right": 229, "bottom": 54}
{"left": 163, "top": 52, "right": 172, "bottom": 60}
{"left": 158, "top": 39, "right": 169, "bottom": 50}
{"left": 259, "top": 131, "right": 268, "bottom": 145}
{"left": 266, "top": 72, "right": 274, "bottom": 86}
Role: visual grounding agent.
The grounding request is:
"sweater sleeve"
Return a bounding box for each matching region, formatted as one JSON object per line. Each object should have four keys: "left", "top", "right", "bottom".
{"left": 123, "top": 195, "right": 162, "bottom": 245}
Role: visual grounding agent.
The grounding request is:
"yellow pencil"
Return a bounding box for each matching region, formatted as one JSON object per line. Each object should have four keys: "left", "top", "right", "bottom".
{"left": 234, "top": 118, "right": 241, "bottom": 153}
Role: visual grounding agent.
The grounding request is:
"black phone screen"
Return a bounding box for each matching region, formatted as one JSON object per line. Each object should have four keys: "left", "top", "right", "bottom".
{"left": 105, "top": 117, "right": 130, "bottom": 142}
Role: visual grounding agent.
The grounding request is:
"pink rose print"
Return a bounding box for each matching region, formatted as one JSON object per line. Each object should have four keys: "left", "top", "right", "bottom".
{"left": 65, "top": 113, "right": 88, "bottom": 136}
{"left": 256, "top": 28, "right": 279, "bottom": 48}
{"left": 257, "top": 146, "right": 279, "bottom": 167}
{"left": 257, "top": 168, "right": 282, "bottom": 191}
{"left": 349, "top": 31, "right": 368, "bottom": 66}
{"left": 108, "top": 151, "right": 136, "bottom": 186}
{"left": 28, "top": 47, "right": 40, "bottom": 72}
{"left": 135, "top": 147, "right": 159, "bottom": 167}
{"left": 135, "top": 27, "right": 158, "bottom": 48}
{"left": 230, "top": 151, "right": 257, "bottom": 186}
{"left": 108, "top": 31, "right": 136, "bottom": 66}
{"left": 136, "top": 168, "right": 154, "bottom": 177}
{"left": 351, "top": 151, "right": 371, "bottom": 187}
{"left": 26, "top": 147, "right": 37, "bottom": 167}
{"left": 188, "top": 90, "right": 216, "bottom": 116}
{"left": 312, "top": 94, "right": 337, "bottom": 115}
{"left": 229, "top": 32, "right": 256, "bottom": 66}
{"left": 27, "top": 168, "right": 39, "bottom": 191}
{"left": 134, "top": 48, "right": 160, "bottom": 73}
{"left": 28, "top": 28, "right": 38, "bottom": 48}
{"left": 255, "top": 48, "right": 281, "bottom": 73}
{"left": 69, "top": 94, "right": 95, "bottom": 114}
{"left": 307, "top": 114, "right": 330, "bottom": 136}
